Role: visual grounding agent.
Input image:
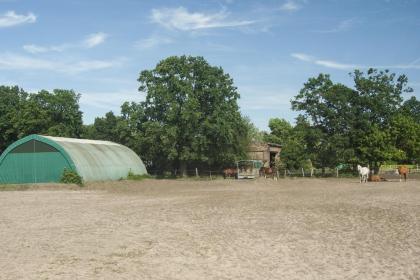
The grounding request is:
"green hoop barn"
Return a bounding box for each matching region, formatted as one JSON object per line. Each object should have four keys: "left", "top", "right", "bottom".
{"left": 0, "top": 135, "right": 147, "bottom": 184}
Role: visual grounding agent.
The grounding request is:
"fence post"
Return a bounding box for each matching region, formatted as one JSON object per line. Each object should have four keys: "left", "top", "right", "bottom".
{"left": 195, "top": 168, "right": 199, "bottom": 178}
{"left": 302, "top": 168, "right": 305, "bottom": 177}
{"left": 209, "top": 171, "right": 212, "bottom": 180}
{"left": 276, "top": 170, "right": 279, "bottom": 180}
{"left": 284, "top": 169, "right": 287, "bottom": 177}
{"left": 310, "top": 168, "right": 314, "bottom": 177}
{"left": 336, "top": 168, "right": 339, "bottom": 178}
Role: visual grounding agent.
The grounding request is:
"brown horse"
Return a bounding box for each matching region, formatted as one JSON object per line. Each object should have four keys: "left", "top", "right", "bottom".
{"left": 260, "top": 167, "right": 278, "bottom": 181}
{"left": 368, "top": 174, "right": 387, "bottom": 182}
{"left": 223, "top": 168, "right": 237, "bottom": 179}
{"left": 397, "top": 165, "right": 409, "bottom": 182}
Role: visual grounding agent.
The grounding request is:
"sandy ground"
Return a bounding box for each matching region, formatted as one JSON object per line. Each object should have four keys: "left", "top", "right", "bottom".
{"left": 0, "top": 178, "right": 419, "bottom": 280}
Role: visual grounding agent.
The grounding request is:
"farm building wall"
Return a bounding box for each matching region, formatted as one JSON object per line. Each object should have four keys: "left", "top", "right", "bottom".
{"left": 248, "top": 142, "right": 282, "bottom": 166}
{"left": 0, "top": 135, "right": 147, "bottom": 184}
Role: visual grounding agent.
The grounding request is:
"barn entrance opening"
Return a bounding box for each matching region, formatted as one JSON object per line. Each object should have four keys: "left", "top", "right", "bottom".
{"left": 270, "top": 152, "right": 277, "bottom": 167}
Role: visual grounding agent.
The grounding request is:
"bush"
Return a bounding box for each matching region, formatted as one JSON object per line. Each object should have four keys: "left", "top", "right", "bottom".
{"left": 127, "top": 170, "right": 151, "bottom": 181}
{"left": 60, "top": 169, "right": 83, "bottom": 186}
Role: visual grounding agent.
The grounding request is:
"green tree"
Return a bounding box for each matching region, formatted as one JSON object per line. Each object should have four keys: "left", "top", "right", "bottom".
{"left": 18, "top": 89, "right": 83, "bottom": 138}
{"left": 291, "top": 75, "right": 356, "bottom": 168}
{"left": 291, "top": 69, "right": 414, "bottom": 173}
{"left": 350, "top": 69, "right": 412, "bottom": 171}
{"left": 389, "top": 114, "right": 420, "bottom": 163}
{"left": 0, "top": 86, "right": 28, "bottom": 153}
{"left": 137, "top": 55, "right": 249, "bottom": 175}
{"left": 90, "top": 111, "right": 120, "bottom": 142}
{"left": 263, "top": 117, "right": 307, "bottom": 170}
{"left": 401, "top": 96, "right": 420, "bottom": 123}
{"left": 86, "top": 102, "right": 145, "bottom": 155}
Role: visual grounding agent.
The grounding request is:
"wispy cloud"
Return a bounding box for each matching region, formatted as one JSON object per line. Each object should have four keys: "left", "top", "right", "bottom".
{"left": 23, "top": 44, "right": 67, "bottom": 54}
{"left": 23, "top": 32, "right": 108, "bottom": 54}
{"left": 291, "top": 52, "right": 420, "bottom": 70}
{"left": 314, "top": 18, "right": 359, "bottom": 33}
{"left": 280, "top": 1, "right": 301, "bottom": 11}
{"left": 84, "top": 32, "right": 108, "bottom": 48}
{"left": 135, "top": 35, "right": 173, "bottom": 49}
{"left": 0, "top": 53, "right": 121, "bottom": 73}
{"left": 0, "top": 10, "right": 36, "bottom": 28}
{"left": 151, "top": 7, "right": 255, "bottom": 31}
{"left": 80, "top": 90, "right": 145, "bottom": 110}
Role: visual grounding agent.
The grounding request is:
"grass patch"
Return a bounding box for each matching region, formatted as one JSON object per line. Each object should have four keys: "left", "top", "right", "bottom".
{"left": 127, "top": 171, "right": 152, "bottom": 181}
{"left": 0, "top": 184, "right": 31, "bottom": 191}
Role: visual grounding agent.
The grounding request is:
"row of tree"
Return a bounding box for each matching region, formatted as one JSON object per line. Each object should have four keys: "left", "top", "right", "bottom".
{"left": 1, "top": 56, "right": 252, "bottom": 176}
{"left": 264, "top": 69, "right": 420, "bottom": 173}
{"left": 1, "top": 56, "right": 419, "bottom": 175}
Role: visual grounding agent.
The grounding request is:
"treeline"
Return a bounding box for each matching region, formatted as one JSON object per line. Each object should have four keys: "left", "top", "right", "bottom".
{"left": 1, "top": 56, "right": 252, "bottom": 176}
{"left": 263, "top": 69, "right": 420, "bottom": 173}
{"left": 0, "top": 87, "right": 83, "bottom": 152}
{"left": 1, "top": 56, "right": 419, "bottom": 175}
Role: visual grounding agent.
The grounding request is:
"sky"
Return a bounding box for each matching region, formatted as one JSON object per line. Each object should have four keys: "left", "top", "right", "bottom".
{"left": 1, "top": 0, "right": 419, "bottom": 130}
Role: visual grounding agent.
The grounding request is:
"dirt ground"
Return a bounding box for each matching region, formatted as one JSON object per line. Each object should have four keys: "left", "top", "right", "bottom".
{"left": 0, "top": 178, "right": 419, "bottom": 280}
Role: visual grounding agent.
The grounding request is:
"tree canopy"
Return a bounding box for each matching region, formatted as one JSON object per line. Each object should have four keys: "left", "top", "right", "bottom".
{"left": 1, "top": 61, "right": 418, "bottom": 175}
{"left": 137, "top": 55, "right": 249, "bottom": 174}
{"left": 289, "top": 69, "right": 418, "bottom": 171}
{"left": 0, "top": 86, "right": 83, "bottom": 154}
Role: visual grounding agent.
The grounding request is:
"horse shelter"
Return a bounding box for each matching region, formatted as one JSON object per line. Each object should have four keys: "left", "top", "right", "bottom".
{"left": 247, "top": 142, "right": 282, "bottom": 167}
{"left": 0, "top": 135, "right": 147, "bottom": 184}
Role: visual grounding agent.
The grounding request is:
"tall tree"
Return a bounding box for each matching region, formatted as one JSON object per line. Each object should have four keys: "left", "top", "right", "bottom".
{"left": 291, "top": 75, "right": 356, "bottom": 168}
{"left": 291, "top": 69, "right": 414, "bottom": 172}
{"left": 350, "top": 69, "right": 413, "bottom": 171}
{"left": 138, "top": 55, "right": 249, "bottom": 175}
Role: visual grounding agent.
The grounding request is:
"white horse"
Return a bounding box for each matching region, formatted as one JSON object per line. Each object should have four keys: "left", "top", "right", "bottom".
{"left": 357, "top": 164, "right": 370, "bottom": 183}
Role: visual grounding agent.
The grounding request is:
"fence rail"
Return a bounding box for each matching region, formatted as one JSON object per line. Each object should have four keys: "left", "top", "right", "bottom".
{"left": 146, "top": 167, "right": 354, "bottom": 179}
{"left": 145, "top": 165, "right": 420, "bottom": 180}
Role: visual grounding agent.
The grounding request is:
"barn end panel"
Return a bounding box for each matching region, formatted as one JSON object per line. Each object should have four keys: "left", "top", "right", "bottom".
{"left": 0, "top": 135, "right": 75, "bottom": 184}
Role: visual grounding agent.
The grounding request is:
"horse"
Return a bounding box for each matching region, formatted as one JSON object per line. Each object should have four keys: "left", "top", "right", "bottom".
{"left": 260, "top": 167, "right": 278, "bottom": 181}
{"left": 357, "top": 164, "right": 370, "bottom": 183}
{"left": 223, "top": 168, "right": 237, "bottom": 179}
{"left": 368, "top": 174, "right": 387, "bottom": 182}
{"left": 397, "top": 165, "right": 408, "bottom": 182}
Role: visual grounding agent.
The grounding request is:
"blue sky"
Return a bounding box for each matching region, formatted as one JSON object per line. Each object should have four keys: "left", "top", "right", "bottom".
{"left": 1, "top": 0, "right": 419, "bottom": 130}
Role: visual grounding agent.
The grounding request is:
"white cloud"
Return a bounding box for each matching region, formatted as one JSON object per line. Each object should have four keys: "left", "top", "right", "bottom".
{"left": 151, "top": 7, "right": 255, "bottom": 31}
{"left": 84, "top": 32, "right": 108, "bottom": 48}
{"left": 280, "top": 1, "right": 301, "bottom": 11}
{"left": 0, "top": 11, "right": 36, "bottom": 28}
{"left": 0, "top": 53, "right": 121, "bottom": 73}
{"left": 135, "top": 35, "right": 173, "bottom": 49}
{"left": 314, "top": 59, "right": 359, "bottom": 70}
{"left": 23, "top": 32, "right": 108, "bottom": 54}
{"left": 291, "top": 53, "right": 313, "bottom": 62}
{"left": 291, "top": 52, "right": 420, "bottom": 70}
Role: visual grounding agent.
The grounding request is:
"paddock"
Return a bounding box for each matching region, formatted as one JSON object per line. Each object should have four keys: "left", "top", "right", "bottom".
{"left": 1, "top": 178, "right": 419, "bottom": 279}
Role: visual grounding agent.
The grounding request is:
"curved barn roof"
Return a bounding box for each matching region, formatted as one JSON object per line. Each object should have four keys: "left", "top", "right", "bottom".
{"left": 0, "top": 135, "right": 147, "bottom": 183}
